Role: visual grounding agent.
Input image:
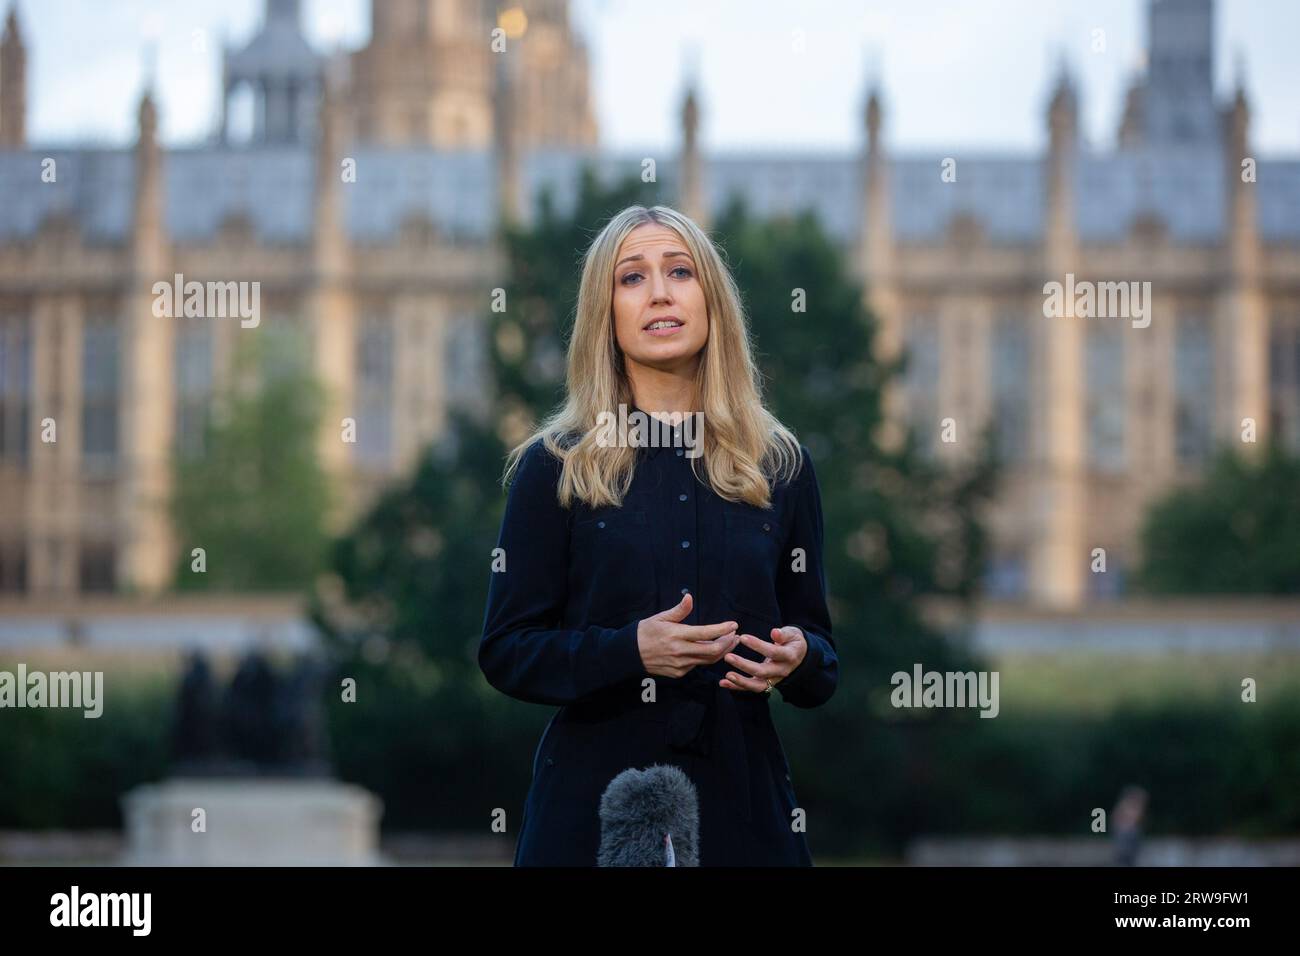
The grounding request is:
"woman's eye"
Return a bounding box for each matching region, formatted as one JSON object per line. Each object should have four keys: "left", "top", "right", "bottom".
{"left": 618, "top": 265, "right": 691, "bottom": 285}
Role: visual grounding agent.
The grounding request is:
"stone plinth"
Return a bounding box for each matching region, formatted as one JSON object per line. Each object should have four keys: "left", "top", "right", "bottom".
{"left": 121, "top": 778, "right": 383, "bottom": 866}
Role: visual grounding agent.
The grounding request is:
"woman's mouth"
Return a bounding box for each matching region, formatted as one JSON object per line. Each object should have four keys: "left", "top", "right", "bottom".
{"left": 643, "top": 318, "right": 684, "bottom": 336}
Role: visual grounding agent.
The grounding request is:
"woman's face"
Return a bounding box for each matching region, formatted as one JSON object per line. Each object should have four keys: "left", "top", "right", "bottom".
{"left": 610, "top": 222, "right": 709, "bottom": 378}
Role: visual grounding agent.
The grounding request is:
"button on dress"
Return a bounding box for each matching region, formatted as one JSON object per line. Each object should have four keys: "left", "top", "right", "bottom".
{"left": 479, "top": 409, "right": 838, "bottom": 865}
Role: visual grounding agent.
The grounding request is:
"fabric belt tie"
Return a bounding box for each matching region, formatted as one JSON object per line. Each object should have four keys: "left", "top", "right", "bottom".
{"left": 666, "top": 669, "right": 752, "bottom": 823}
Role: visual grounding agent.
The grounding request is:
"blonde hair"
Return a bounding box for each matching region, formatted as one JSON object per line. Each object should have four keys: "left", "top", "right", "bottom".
{"left": 503, "top": 204, "right": 802, "bottom": 509}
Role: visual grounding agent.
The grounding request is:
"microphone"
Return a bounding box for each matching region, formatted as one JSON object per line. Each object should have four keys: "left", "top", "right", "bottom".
{"left": 597, "top": 764, "right": 699, "bottom": 866}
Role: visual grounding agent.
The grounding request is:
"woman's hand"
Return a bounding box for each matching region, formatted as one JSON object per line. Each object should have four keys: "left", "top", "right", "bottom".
{"left": 720, "top": 626, "right": 807, "bottom": 693}
{"left": 636, "top": 592, "right": 739, "bottom": 679}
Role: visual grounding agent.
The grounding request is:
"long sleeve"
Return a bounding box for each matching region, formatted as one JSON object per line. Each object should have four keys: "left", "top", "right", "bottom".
{"left": 478, "top": 439, "right": 648, "bottom": 706}
{"left": 772, "top": 446, "right": 839, "bottom": 708}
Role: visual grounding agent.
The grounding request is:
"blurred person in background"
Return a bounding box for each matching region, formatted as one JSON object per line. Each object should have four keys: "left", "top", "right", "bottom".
{"left": 1113, "top": 785, "right": 1149, "bottom": 866}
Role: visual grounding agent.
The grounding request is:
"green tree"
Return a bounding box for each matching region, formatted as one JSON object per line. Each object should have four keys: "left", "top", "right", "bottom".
{"left": 1136, "top": 443, "right": 1300, "bottom": 594}
{"left": 171, "top": 331, "right": 334, "bottom": 591}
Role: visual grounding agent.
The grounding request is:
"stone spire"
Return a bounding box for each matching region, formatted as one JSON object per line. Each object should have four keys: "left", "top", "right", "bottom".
{"left": 1038, "top": 59, "right": 1085, "bottom": 607}
{"left": 1117, "top": 76, "right": 1145, "bottom": 149}
{"left": 858, "top": 69, "right": 903, "bottom": 452}
{"left": 1045, "top": 62, "right": 1078, "bottom": 261}
{"left": 1218, "top": 69, "right": 1267, "bottom": 449}
{"left": 1223, "top": 78, "right": 1257, "bottom": 280}
{"left": 0, "top": 2, "right": 27, "bottom": 147}
{"left": 493, "top": 45, "right": 521, "bottom": 227}
{"left": 312, "top": 61, "right": 346, "bottom": 278}
{"left": 861, "top": 80, "right": 892, "bottom": 286}
{"left": 310, "top": 56, "right": 356, "bottom": 506}
{"left": 119, "top": 77, "right": 174, "bottom": 594}
{"left": 678, "top": 80, "right": 706, "bottom": 227}
{"left": 132, "top": 84, "right": 166, "bottom": 269}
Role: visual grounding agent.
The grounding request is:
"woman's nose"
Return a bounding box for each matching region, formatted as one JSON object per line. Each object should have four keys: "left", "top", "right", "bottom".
{"left": 649, "top": 272, "right": 673, "bottom": 303}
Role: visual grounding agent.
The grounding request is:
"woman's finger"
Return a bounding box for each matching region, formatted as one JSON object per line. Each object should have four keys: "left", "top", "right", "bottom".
{"left": 737, "top": 632, "right": 798, "bottom": 664}
{"left": 677, "top": 620, "right": 739, "bottom": 642}
{"left": 723, "top": 650, "right": 779, "bottom": 680}
{"left": 719, "top": 671, "right": 768, "bottom": 693}
{"left": 682, "top": 630, "right": 739, "bottom": 661}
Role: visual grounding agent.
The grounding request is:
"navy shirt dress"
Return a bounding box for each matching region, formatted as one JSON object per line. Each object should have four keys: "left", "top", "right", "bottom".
{"left": 479, "top": 411, "right": 838, "bottom": 865}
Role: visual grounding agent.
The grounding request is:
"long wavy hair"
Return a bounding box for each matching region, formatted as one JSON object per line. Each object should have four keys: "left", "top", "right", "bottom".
{"left": 503, "top": 204, "right": 802, "bottom": 509}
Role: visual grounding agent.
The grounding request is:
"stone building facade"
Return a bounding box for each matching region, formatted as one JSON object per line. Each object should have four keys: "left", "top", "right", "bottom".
{"left": 0, "top": 0, "right": 1297, "bottom": 606}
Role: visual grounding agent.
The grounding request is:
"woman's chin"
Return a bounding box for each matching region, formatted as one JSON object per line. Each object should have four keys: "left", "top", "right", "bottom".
{"left": 629, "top": 341, "right": 704, "bottom": 367}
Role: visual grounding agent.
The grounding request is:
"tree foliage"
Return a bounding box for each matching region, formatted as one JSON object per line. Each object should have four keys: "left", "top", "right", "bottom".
{"left": 171, "top": 331, "right": 333, "bottom": 591}
{"left": 1137, "top": 443, "right": 1300, "bottom": 594}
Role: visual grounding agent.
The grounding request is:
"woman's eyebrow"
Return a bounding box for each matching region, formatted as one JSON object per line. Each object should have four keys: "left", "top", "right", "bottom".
{"left": 614, "top": 250, "right": 694, "bottom": 269}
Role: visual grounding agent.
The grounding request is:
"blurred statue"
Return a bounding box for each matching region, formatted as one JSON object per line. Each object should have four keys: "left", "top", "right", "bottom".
{"left": 168, "top": 649, "right": 331, "bottom": 777}
{"left": 272, "top": 655, "right": 331, "bottom": 776}
{"left": 171, "top": 651, "right": 221, "bottom": 773}
{"left": 224, "top": 651, "right": 279, "bottom": 769}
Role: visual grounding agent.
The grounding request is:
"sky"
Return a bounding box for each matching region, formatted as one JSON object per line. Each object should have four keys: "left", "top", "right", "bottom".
{"left": 13, "top": 0, "right": 1300, "bottom": 155}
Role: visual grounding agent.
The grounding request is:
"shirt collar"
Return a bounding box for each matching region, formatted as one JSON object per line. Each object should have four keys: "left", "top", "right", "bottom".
{"left": 630, "top": 404, "right": 685, "bottom": 459}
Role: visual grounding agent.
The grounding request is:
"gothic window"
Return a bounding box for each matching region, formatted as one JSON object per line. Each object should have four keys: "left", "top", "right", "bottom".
{"left": 175, "top": 320, "right": 214, "bottom": 458}
{"left": 0, "top": 539, "right": 26, "bottom": 592}
{"left": 1086, "top": 319, "right": 1127, "bottom": 472}
{"left": 0, "top": 312, "right": 30, "bottom": 464}
{"left": 991, "top": 312, "right": 1032, "bottom": 463}
{"left": 1269, "top": 314, "right": 1300, "bottom": 452}
{"left": 904, "top": 312, "right": 941, "bottom": 458}
{"left": 78, "top": 541, "right": 116, "bottom": 593}
{"left": 355, "top": 311, "right": 394, "bottom": 468}
{"left": 445, "top": 313, "right": 487, "bottom": 412}
{"left": 984, "top": 550, "right": 1028, "bottom": 599}
{"left": 81, "top": 314, "right": 119, "bottom": 469}
{"left": 1174, "top": 312, "right": 1214, "bottom": 464}
{"left": 259, "top": 312, "right": 310, "bottom": 384}
{"left": 1087, "top": 552, "right": 1126, "bottom": 598}
{"left": 225, "top": 81, "right": 256, "bottom": 145}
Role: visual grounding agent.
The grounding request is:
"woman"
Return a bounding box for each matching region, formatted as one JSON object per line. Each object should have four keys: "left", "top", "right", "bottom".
{"left": 479, "top": 204, "right": 838, "bottom": 866}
